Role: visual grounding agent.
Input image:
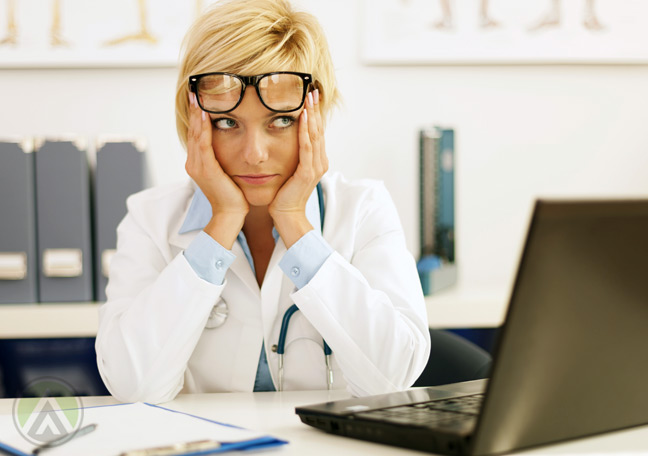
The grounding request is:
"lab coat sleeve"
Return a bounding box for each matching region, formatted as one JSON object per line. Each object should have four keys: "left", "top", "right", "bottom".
{"left": 279, "top": 230, "right": 333, "bottom": 289}
{"left": 95, "top": 210, "right": 225, "bottom": 404}
{"left": 289, "top": 182, "right": 431, "bottom": 397}
{"left": 184, "top": 231, "right": 236, "bottom": 285}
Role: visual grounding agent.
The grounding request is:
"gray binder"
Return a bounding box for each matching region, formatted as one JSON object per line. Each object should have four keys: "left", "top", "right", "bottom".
{"left": 0, "top": 139, "right": 38, "bottom": 304}
{"left": 94, "top": 138, "right": 147, "bottom": 301}
{"left": 35, "top": 139, "right": 94, "bottom": 302}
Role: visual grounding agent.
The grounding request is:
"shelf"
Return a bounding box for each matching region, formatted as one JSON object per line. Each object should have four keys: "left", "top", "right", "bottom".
{"left": 0, "top": 303, "right": 100, "bottom": 339}
{"left": 0, "top": 289, "right": 508, "bottom": 339}
{"left": 426, "top": 288, "right": 508, "bottom": 329}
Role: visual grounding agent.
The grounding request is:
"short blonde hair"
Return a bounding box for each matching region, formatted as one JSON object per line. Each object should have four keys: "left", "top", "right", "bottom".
{"left": 175, "top": 0, "right": 340, "bottom": 148}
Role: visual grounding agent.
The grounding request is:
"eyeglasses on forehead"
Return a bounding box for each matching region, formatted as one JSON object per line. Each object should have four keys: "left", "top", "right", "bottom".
{"left": 188, "top": 71, "right": 313, "bottom": 114}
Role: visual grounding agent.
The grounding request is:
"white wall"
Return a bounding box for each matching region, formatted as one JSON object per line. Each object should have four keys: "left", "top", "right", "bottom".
{"left": 2, "top": 0, "right": 647, "bottom": 305}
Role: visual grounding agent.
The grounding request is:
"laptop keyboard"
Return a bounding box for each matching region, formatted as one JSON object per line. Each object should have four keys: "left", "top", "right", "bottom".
{"left": 354, "top": 394, "right": 484, "bottom": 430}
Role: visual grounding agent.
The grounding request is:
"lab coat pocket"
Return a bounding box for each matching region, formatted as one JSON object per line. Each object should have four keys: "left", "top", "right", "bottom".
{"left": 281, "top": 312, "right": 340, "bottom": 390}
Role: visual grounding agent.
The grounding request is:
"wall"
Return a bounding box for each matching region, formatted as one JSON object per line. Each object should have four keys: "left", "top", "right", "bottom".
{"left": 1, "top": 0, "right": 647, "bottom": 307}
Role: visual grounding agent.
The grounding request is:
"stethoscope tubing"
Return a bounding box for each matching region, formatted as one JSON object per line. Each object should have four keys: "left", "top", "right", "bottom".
{"left": 277, "top": 182, "right": 333, "bottom": 391}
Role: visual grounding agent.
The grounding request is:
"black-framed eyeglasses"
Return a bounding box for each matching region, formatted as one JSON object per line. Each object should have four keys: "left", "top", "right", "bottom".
{"left": 188, "top": 71, "right": 313, "bottom": 114}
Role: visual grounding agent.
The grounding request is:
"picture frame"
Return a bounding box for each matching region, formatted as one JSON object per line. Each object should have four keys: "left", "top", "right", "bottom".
{"left": 0, "top": 0, "right": 218, "bottom": 68}
{"left": 361, "top": 0, "right": 648, "bottom": 65}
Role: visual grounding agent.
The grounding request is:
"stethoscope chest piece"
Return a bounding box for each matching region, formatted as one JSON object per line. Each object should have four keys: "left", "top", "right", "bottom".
{"left": 205, "top": 300, "right": 228, "bottom": 329}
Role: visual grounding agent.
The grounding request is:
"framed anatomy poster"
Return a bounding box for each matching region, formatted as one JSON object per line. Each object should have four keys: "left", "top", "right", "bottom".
{"left": 0, "top": 0, "right": 221, "bottom": 68}
{"left": 361, "top": 0, "right": 648, "bottom": 64}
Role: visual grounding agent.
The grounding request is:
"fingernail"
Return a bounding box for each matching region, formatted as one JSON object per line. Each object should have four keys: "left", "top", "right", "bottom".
{"left": 201, "top": 110, "right": 205, "bottom": 121}
{"left": 303, "top": 108, "right": 308, "bottom": 122}
{"left": 308, "top": 91, "right": 313, "bottom": 108}
{"left": 188, "top": 91, "right": 193, "bottom": 106}
{"left": 314, "top": 89, "right": 319, "bottom": 105}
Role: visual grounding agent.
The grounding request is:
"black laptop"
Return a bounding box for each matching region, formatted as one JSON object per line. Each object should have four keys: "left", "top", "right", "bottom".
{"left": 296, "top": 199, "right": 648, "bottom": 455}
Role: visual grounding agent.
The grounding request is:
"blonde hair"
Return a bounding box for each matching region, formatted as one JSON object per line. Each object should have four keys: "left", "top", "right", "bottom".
{"left": 175, "top": 0, "right": 340, "bottom": 148}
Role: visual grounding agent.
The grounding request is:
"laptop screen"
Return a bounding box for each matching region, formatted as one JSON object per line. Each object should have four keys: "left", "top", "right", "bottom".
{"left": 473, "top": 199, "right": 648, "bottom": 454}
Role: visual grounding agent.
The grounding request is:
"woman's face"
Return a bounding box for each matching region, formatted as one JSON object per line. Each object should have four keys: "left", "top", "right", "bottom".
{"left": 209, "top": 88, "right": 302, "bottom": 208}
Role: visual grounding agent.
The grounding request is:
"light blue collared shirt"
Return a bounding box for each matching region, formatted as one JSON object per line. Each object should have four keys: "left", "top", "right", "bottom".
{"left": 180, "top": 186, "right": 333, "bottom": 391}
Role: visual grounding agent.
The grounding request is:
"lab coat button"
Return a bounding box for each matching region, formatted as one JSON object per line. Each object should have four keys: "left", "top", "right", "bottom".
{"left": 215, "top": 260, "right": 224, "bottom": 270}
{"left": 291, "top": 267, "right": 300, "bottom": 277}
{"left": 271, "top": 344, "right": 278, "bottom": 352}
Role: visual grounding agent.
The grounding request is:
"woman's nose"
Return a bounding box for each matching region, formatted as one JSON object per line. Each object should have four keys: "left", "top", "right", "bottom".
{"left": 241, "top": 129, "right": 268, "bottom": 165}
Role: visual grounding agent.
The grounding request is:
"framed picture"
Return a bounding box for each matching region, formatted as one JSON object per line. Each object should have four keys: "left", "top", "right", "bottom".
{"left": 361, "top": 0, "right": 648, "bottom": 64}
{"left": 0, "top": 0, "right": 219, "bottom": 68}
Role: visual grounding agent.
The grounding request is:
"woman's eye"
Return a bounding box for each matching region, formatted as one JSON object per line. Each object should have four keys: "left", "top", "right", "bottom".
{"left": 213, "top": 118, "right": 237, "bottom": 130}
{"left": 271, "top": 116, "right": 295, "bottom": 129}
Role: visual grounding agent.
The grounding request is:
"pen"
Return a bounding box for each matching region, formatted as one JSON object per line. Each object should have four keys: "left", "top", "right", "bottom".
{"left": 32, "top": 423, "right": 98, "bottom": 454}
{"left": 120, "top": 439, "right": 221, "bottom": 456}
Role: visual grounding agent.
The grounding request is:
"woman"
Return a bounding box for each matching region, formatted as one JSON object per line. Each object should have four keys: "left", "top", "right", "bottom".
{"left": 96, "top": 0, "right": 430, "bottom": 404}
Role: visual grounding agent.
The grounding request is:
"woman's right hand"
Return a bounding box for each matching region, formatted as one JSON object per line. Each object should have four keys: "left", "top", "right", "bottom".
{"left": 185, "top": 92, "right": 249, "bottom": 249}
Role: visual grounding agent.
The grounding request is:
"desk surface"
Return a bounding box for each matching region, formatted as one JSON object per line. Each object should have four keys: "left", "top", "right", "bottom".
{"left": 1, "top": 390, "right": 647, "bottom": 455}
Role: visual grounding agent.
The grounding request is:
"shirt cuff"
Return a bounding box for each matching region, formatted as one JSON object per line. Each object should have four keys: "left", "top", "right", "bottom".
{"left": 279, "top": 230, "right": 333, "bottom": 289}
{"left": 184, "top": 231, "right": 236, "bottom": 285}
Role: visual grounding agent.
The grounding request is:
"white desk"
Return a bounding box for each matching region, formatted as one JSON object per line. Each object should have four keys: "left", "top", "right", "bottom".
{"left": 1, "top": 390, "right": 647, "bottom": 455}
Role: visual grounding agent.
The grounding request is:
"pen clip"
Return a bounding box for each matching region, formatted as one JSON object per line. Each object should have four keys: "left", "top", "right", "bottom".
{"left": 120, "top": 439, "right": 221, "bottom": 456}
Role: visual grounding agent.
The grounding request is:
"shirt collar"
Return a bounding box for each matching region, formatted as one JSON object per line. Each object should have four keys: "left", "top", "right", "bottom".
{"left": 179, "top": 185, "right": 322, "bottom": 235}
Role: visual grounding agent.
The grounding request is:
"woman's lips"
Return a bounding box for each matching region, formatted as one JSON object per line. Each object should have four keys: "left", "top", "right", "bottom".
{"left": 237, "top": 174, "right": 278, "bottom": 185}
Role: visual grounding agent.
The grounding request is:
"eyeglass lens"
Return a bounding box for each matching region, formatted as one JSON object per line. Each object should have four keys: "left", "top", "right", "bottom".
{"left": 197, "top": 73, "right": 306, "bottom": 113}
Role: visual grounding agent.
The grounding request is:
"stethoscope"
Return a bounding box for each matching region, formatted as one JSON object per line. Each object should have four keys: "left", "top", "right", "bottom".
{"left": 205, "top": 183, "right": 332, "bottom": 391}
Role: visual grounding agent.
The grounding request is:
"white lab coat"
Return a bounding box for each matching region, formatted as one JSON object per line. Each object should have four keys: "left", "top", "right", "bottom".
{"left": 96, "top": 171, "right": 430, "bottom": 404}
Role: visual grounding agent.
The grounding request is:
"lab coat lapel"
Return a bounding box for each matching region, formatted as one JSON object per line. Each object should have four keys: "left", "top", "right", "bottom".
{"left": 260, "top": 237, "right": 288, "bottom": 333}
{"left": 230, "top": 240, "right": 261, "bottom": 297}
{"left": 167, "top": 202, "right": 196, "bottom": 251}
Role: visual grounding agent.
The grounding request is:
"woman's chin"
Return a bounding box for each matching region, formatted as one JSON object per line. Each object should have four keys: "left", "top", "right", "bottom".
{"left": 242, "top": 187, "right": 278, "bottom": 208}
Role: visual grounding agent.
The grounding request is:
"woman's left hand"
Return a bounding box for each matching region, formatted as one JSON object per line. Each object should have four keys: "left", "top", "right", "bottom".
{"left": 269, "top": 89, "right": 327, "bottom": 248}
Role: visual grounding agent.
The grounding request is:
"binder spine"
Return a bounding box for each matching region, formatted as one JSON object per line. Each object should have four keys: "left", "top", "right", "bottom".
{"left": 94, "top": 140, "right": 146, "bottom": 301}
{"left": 35, "top": 139, "right": 94, "bottom": 302}
{"left": 0, "top": 140, "right": 39, "bottom": 304}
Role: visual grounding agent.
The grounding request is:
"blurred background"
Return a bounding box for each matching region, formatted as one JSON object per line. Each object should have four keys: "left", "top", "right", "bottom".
{"left": 2, "top": 0, "right": 647, "bottom": 304}
{"left": 1, "top": 0, "right": 648, "bottom": 396}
